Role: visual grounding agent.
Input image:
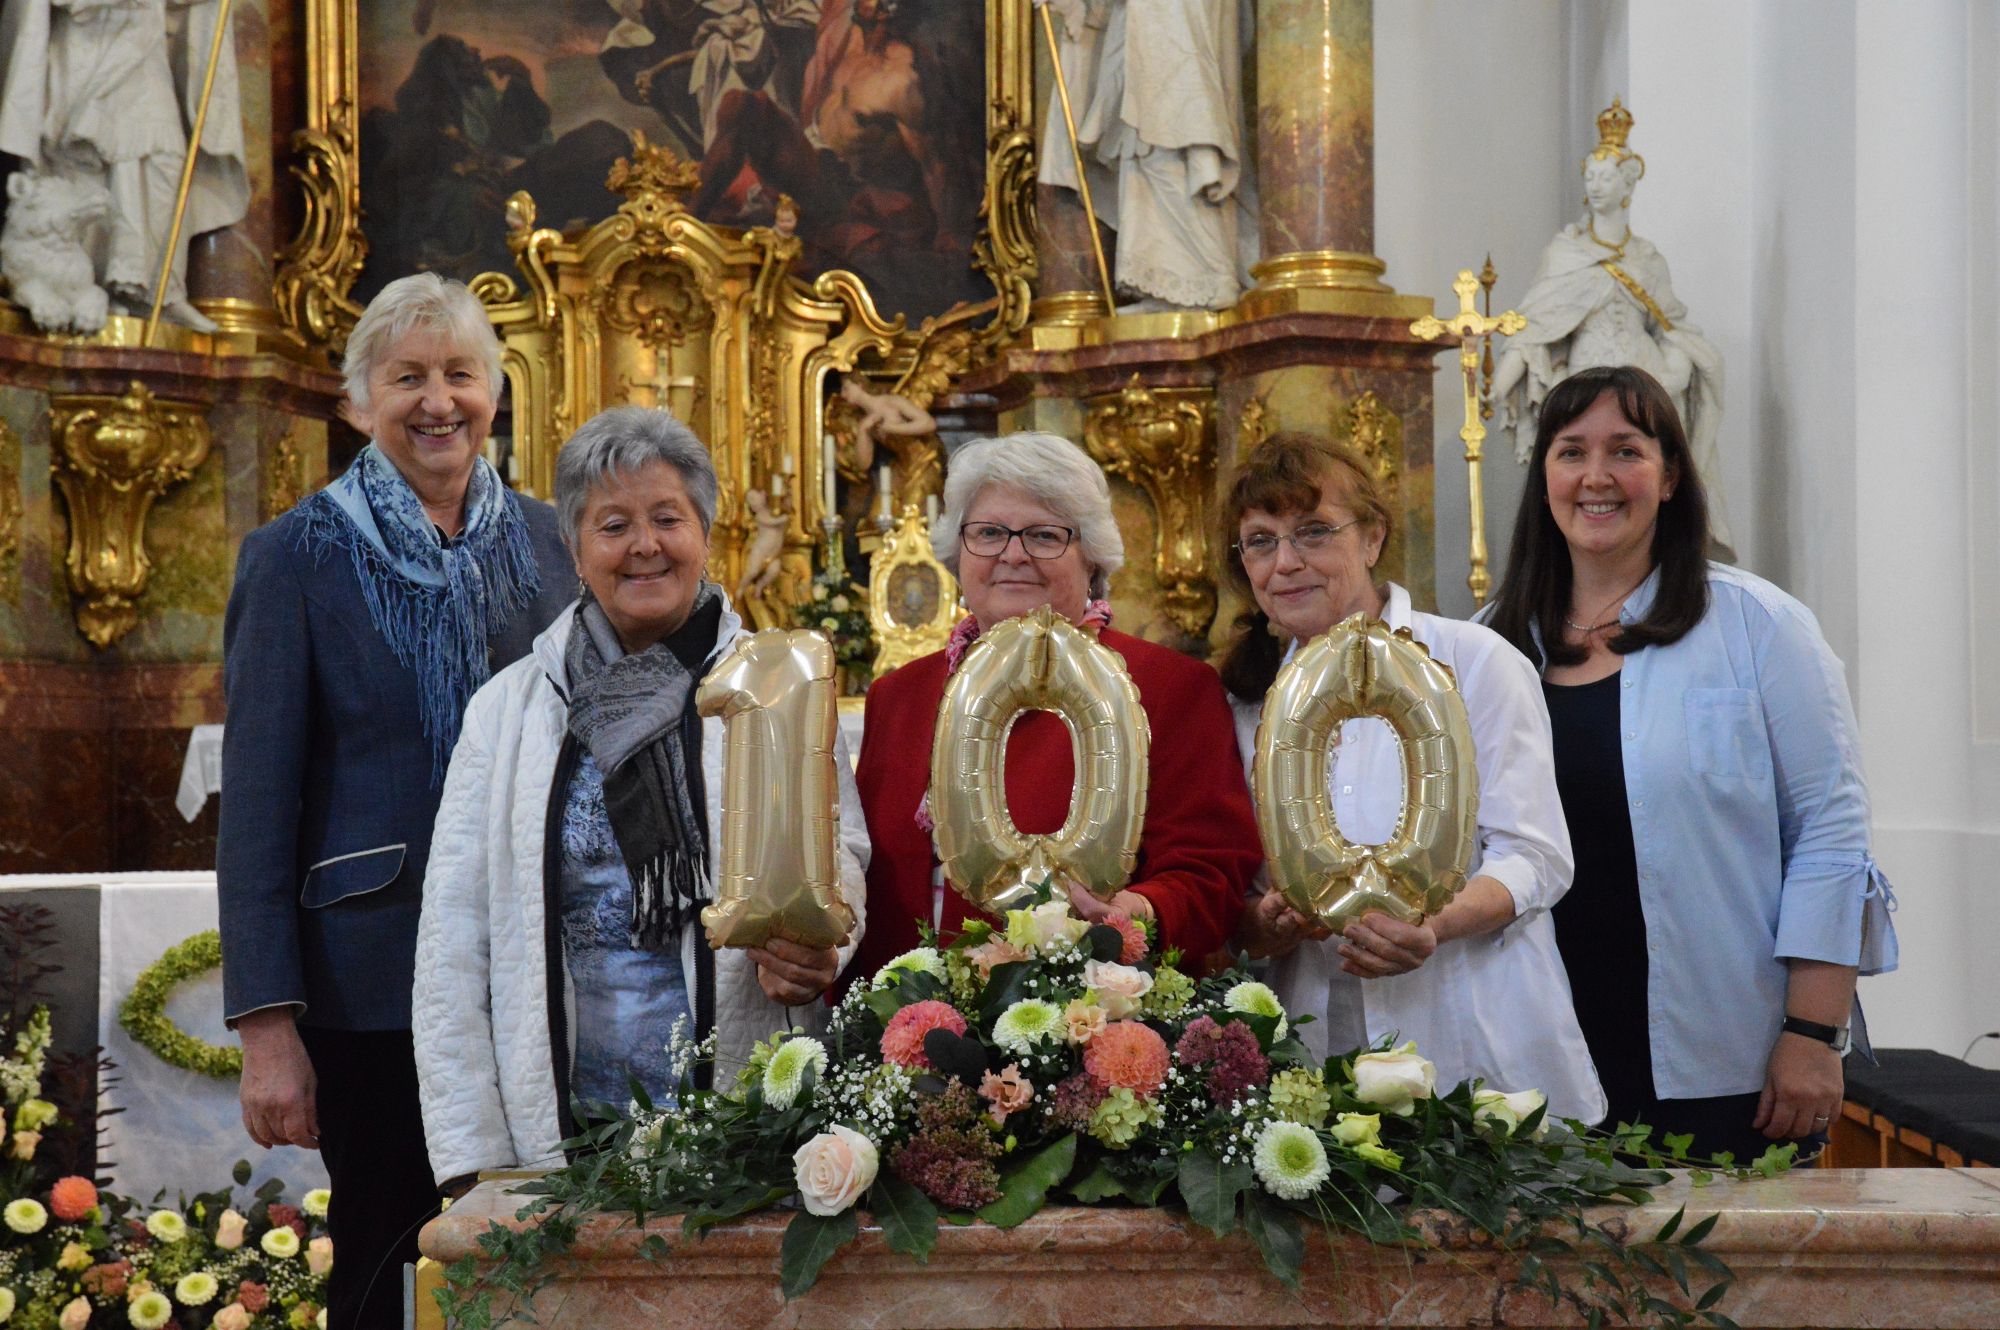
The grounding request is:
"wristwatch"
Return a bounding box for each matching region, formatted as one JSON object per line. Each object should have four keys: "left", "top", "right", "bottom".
{"left": 1780, "top": 1015, "right": 1852, "bottom": 1055}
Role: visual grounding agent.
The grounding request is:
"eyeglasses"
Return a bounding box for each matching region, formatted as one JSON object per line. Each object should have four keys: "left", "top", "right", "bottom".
{"left": 959, "top": 521, "right": 1077, "bottom": 560}
{"left": 1233, "top": 518, "right": 1365, "bottom": 564}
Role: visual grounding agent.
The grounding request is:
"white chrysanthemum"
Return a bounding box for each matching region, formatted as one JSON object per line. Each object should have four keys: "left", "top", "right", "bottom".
{"left": 129, "top": 1292, "right": 173, "bottom": 1330}
{"left": 1223, "top": 980, "right": 1289, "bottom": 1040}
{"left": 0, "top": 1286, "right": 15, "bottom": 1323}
{"left": 873, "top": 948, "right": 945, "bottom": 988}
{"left": 763, "top": 1036, "right": 829, "bottom": 1110}
{"left": 302, "top": 1187, "right": 331, "bottom": 1218}
{"left": 261, "top": 1225, "right": 300, "bottom": 1258}
{"left": 174, "top": 1272, "right": 220, "bottom": 1306}
{"left": 144, "top": 1209, "right": 187, "bottom": 1242}
{"left": 1253, "top": 1120, "right": 1330, "bottom": 1200}
{"left": 1, "top": 1201, "right": 44, "bottom": 1235}
{"left": 991, "top": 999, "right": 1063, "bottom": 1054}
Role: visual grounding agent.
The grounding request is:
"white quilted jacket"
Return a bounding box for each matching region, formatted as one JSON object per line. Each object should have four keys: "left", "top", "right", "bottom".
{"left": 413, "top": 598, "right": 870, "bottom": 1184}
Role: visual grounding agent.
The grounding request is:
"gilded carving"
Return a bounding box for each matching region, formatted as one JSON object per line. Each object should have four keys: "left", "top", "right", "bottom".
{"left": 1342, "top": 391, "right": 1402, "bottom": 497}
{"left": 272, "top": 0, "right": 366, "bottom": 350}
{"left": 1083, "top": 376, "right": 1218, "bottom": 638}
{"left": 869, "top": 505, "right": 961, "bottom": 677}
{"left": 263, "top": 424, "right": 312, "bottom": 521}
{"left": 48, "top": 382, "right": 212, "bottom": 649}
{"left": 0, "top": 418, "right": 20, "bottom": 598}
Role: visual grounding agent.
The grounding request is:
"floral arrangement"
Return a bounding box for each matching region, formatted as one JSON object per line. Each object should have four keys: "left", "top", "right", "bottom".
{"left": 0, "top": 906, "right": 333, "bottom": 1330}
{"left": 445, "top": 892, "right": 1782, "bottom": 1328}
{"left": 0, "top": 1162, "right": 332, "bottom": 1330}
{"left": 792, "top": 567, "right": 873, "bottom": 677}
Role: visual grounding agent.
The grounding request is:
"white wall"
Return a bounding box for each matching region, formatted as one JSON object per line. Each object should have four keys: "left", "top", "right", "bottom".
{"left": 1386, "top": 0, "right": 1997, "bottom": 1063}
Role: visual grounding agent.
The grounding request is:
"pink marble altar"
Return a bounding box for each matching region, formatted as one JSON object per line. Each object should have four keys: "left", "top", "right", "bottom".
{"left": 421, "top": 1168, "right": 2000, "bottom": 1329}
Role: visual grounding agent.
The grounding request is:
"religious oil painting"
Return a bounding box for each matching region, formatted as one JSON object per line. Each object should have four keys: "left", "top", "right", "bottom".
{"left": 355, "top": 0, "right": 992, "bottom": 321}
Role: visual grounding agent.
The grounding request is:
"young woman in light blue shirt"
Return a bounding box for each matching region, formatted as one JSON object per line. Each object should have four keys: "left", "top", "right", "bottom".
{"left": 1485, "top": 365, "right": 1897, "bottom": 1159}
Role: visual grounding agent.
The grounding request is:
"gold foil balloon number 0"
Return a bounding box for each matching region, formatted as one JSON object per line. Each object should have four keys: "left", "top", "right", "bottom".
{"left": 695, "top": 629, "right": 856, "bottom": 950}
{"left": 930, "top": 606, "right": 1150, "bottom": 914}
{"left": 1253, "top": 613, "right": 1479, "bottom": 934}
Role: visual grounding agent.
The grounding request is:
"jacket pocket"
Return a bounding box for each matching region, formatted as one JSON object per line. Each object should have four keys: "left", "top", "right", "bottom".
{"left": 299, "top": 844, "right": 407, "bottom": 909}
{"left": 1682, "top": 688, "right": 1760, "bottom": 778}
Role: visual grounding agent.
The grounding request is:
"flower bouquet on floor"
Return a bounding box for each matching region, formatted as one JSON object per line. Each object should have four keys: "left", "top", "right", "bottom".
{"left": 446, "top": 889, "right": 1765, "bottom": 1327}
{"left": 0, "top": 1163, "right": 332, "bottom": 1330}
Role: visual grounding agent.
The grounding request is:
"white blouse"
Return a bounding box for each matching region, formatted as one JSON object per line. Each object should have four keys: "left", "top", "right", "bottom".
{"left": 1231, "top": 584, "right": 1607, "bottom": 1123}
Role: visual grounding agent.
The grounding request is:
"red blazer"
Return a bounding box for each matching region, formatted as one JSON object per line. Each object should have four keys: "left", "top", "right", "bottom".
{"left": 849, "top": 628, "right": 1261, "bottom": 988}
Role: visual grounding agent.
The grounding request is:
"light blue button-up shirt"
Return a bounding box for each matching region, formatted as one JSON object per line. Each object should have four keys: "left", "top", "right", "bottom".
{"left": 1498, "top": 563, "right": 1898, "bottom": 1099}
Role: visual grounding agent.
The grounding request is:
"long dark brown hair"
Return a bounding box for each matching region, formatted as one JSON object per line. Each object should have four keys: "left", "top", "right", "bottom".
{"left": 1486, "top": 365, "right": 1711, "bottom": 669}
{"left": 1216, "top": 433, "right": 1395, "bottom": 702}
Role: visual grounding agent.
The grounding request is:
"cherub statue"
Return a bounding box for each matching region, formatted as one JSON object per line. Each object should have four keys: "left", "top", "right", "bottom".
{"left": 836, "top": 376, "right": 936, "bottom": 475}
{"left": 736, "top": 488, "right": 789, "bottom": 601}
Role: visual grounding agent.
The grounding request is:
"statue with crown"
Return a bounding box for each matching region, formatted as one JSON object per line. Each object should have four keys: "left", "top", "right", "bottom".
{"left": 1493, "top": 98, "right": 1731, "bottom": 554}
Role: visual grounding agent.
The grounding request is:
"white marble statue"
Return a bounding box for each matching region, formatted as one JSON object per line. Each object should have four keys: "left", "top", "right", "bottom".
{"left": 0, "top": 0, "right": 250, "bottom": 335}
{"left": 1035, "top": 0, "right": 1253, "bottom": 311}
{"left": 1493, "top": 98, "right": 1730, "bottom": 552}
{"left": 737, "top": 488, "right": 790, "bottom": 601}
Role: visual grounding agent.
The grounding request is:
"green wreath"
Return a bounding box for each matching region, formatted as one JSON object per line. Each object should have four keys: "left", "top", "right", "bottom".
{"left": 120, "top": 930, "right": 243, "bottom": 1079}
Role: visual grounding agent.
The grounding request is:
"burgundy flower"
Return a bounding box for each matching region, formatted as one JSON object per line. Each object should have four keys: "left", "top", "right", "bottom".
{"left": 1045, "top": 1072, "right": 1109, "bottom": 1132}
{"left": 1174, "top": 1016, "right": 1270, "bottom": 1104}
{"left": 237, "top": 1281, "right": 270, "bottom": 1314}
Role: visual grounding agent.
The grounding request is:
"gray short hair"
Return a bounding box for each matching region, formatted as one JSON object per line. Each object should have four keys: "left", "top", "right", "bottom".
{"left": 932, "top": 432, "right": 1123, "bottom": 599}
{"left": 343, "top": 273, "right": 505, "bottom": 411}
{"left": 555, "top": 406, "right": 718, "bottom": 550}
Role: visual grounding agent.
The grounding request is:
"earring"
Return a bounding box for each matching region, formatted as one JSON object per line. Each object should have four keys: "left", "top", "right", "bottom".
{"left": 1621, "top": 195, "right": 1632, "bottom": 209}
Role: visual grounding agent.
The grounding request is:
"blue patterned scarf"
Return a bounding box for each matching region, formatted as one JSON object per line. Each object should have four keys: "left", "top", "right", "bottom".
{"left": 295, "top": 444, "right": 542, "bottom": 784}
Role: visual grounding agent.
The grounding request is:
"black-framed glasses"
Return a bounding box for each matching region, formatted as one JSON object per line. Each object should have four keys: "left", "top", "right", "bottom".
{"left": 959, "top": 521, "right": 1077, "bottom": 560}
{"left": 1233, "top": 518, "right": 1365, "bottom": 563}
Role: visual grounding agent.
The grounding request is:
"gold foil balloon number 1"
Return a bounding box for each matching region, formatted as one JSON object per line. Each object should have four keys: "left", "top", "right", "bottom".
{"left": 696, "top": 629, "right": 856, "bottom": 951}
{"left": 929, "top": 606, "right": 1150, "bottom": 914}
{"left": 1253, "top": 613, "right": 1479, "bottom": 935}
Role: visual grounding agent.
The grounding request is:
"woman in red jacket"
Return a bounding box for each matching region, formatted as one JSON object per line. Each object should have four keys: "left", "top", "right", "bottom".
{"left": 850, "top": 432, "right": 1261, "bottom": 983}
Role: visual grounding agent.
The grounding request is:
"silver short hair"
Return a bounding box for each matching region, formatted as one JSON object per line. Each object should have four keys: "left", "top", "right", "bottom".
{"left": 932, "top": 431, "right": 1124, "bottom": 599}
{"left": 555, "top": 406, "right": 718, "bottom": 551}
{"left": 343, "top": 272, "right": 505, "bottom": 412}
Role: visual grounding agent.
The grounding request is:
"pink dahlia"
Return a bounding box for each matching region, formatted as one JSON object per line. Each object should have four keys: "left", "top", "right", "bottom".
{"left": 1083, "top": 1020, "right": 1171, "bottom": 1096}
{"left": 49, "top": 1176, "right": 98, "bottom": 1222}
{"left": 1104, "top": 912, "right": 1149, "bottom": 965}
{"left": 880, "top": 1000, "right": 969, "bottom": 1069}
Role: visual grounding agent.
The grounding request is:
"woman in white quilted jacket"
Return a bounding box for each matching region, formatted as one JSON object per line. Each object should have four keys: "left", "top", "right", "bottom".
{"left": 412, "top": 406, "right": 869, "bottom": 1194}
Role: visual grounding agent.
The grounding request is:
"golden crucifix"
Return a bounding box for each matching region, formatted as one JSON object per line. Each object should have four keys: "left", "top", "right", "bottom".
{"left": 621, "top": 345, "right": 705, "bottom": 419}
{"left": 1411, "top": 269, "right": 1525, "bottom": 606}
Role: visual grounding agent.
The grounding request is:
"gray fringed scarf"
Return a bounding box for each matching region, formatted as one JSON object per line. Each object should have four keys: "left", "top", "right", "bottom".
{"left": 563, "top": 586, "right": 721, "bottom": 947}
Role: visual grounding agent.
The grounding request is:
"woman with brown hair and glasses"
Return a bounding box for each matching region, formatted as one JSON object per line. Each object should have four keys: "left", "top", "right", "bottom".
{"left": 1217, "top": 432, "right": 1604, "bottom": 1123}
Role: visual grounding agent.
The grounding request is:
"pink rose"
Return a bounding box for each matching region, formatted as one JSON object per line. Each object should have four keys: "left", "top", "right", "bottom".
{"left": 214, "top": 1209, "right": 247, "bottom": 1251}
{"left": 792, "top": 1125, "right": 879, "bottom": 1217}
{"left": 977, "top": 1065, "right": 1035, "bottom": 1126}
{"left": 1082, "top": 960, "right": 1152, "bottom": 1019}
{"left": 59, "top": 1297, "right": 91, "bottom": 1330}
{"left": 306, "top": 1236, "right": 333, "bottom": 1277}
{"left": 10, "top": 1129, "right": 39, "bottom": 1161}
{"left": 213, "top": 1305, "right": 252, "bottom": 1330}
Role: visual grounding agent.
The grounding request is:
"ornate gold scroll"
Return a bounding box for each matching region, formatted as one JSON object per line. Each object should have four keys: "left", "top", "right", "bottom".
{"left": 1083, "top": 376, "right": 1218, "bottom": 638}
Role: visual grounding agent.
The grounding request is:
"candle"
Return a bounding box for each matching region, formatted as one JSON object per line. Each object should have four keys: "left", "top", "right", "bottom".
{"left": 771, "top": 470, "right": 787, "bottom": 501}
{"left": 926, "top": 494, "right": 940, "bottom": 527}
{"left": 778, "top": 452, "right": 794, "bottom": 475}
{"left": 822, "top": 433, "right": 837, "bottom": 516}
{"left": 876, "top": 467, "right": 894, "bottom": 522}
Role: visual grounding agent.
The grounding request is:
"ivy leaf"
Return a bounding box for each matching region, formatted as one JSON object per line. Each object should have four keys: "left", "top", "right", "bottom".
{"left": 1177, "top": 1148, "right": 1252, "bottom": 1238}
{"left": 869, "top": 1172, "right": 939, "bottom": 1264}
{"left": 1066, "top": 1160, "right": 1128, "bottom": 1203}
{"left": 779, "top": 1208, "right": 859, "bottom": 1299}
{"left": 1662, "top": 1131, "right": 1696, "bottom": 1160}
{"left": 976, "top": 1134, "right": 1077, "bottom": 1229}
{"left": 1242, "top": 1190, "right": 1304, "bottom": 1289}
{"left": 1751, "top": 1143, "right": 1797, "bottom": 1178}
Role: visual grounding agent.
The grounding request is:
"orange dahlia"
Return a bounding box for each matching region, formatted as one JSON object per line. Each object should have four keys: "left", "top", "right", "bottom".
{"left": 1104, "top": 912, "right": 1148, "bottom": 965}
{"left": 1083, "top": 1020, "right": 1170, "bottom": 1096}
{"left": 49, "top": 1176, "right": 98, "bottom": 1222}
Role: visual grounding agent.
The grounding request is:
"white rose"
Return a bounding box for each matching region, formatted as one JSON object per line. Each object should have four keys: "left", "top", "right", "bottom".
{"left": 214, "top": 1208, "right": 247, "bottom": 1250}
{"left": 793, "top": 1125, "right": 879, "bottom": 1217}
{"left": 307, "top": 1235, "right": 334, "bottom": 1276}
{"left": 1351, "top": 1042, "right": 1437, "bottom": 1116}
{"left": 1472, "top": 1088, "right": 1548, "bottom": 1139}
{"left": 1029, "top": 900, "right": 1088, "bottom": 950}
{"left": 58, "top": 1298, "right": 89, "bottom": 1330}
{"left": 1081, "top": 960, "right": 1153, "bottom": 1020}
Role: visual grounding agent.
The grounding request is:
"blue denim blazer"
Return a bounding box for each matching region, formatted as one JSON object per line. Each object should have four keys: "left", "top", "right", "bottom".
{"left": 216, "top": 492, "right": 573, "bottom": 1030}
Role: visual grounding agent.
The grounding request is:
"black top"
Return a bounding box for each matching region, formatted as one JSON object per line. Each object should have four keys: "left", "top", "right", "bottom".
{"left": 1543, "top": 671, "right": 1655, "bottom": 1107}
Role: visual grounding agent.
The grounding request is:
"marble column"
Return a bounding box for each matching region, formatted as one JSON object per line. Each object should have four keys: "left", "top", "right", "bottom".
{"left": 1031, "top": 184, "right": 1112, "bottom": 325}
{"left": 1253, "top": 0, "right": 1381, "bottom": 290}
{"left": 188, "top": 0, "right": 279, "bottom": 333}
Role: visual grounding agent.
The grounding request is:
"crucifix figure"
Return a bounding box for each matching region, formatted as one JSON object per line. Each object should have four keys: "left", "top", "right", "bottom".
{"left": 1412, "top": 269, "right": 1526, "bottom": 606}
{"left": 620, "top": 345, "right": 705, "bottom": 420}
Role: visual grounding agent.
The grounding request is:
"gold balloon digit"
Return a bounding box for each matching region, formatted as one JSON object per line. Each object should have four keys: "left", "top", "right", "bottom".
{"left": 929, "top": 605, "right": 1149, "bottom": 914}
{"left": 1253, "top": 612, "right": 1479, "bottom": 934}
{"left": 696, "top": 629, "right": 856, "bottom": 950}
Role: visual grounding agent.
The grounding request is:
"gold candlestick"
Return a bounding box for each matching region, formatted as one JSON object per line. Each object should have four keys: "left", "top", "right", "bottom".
{"left": 1411, "top": 269, "right": 1525, "bottom": 607}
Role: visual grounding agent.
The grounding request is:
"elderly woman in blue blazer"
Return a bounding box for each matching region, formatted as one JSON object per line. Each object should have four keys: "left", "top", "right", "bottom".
{"left": 216, "top": 273, "right": 572, "bottom": 1330}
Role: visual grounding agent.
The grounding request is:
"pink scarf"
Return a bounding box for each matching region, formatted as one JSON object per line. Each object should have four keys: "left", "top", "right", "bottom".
{"left": 916, "top": 600, "right": 1114, "bottom": 833}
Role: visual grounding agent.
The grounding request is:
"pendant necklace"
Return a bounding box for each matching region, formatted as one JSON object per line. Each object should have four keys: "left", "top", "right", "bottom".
{"left": 1565, "top": 576, "right": 1648, "bottom": 635}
